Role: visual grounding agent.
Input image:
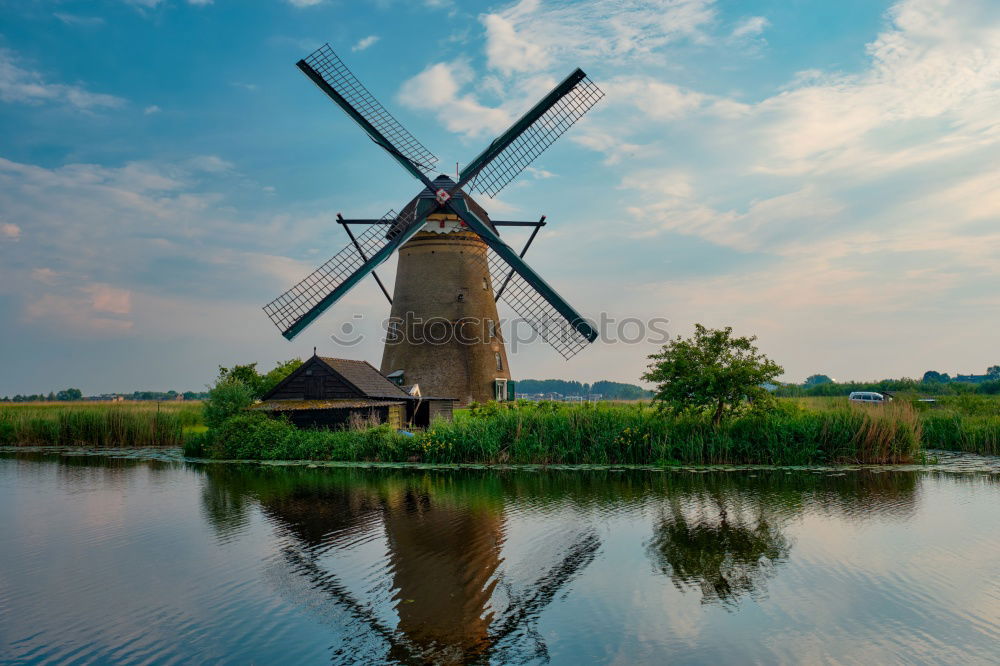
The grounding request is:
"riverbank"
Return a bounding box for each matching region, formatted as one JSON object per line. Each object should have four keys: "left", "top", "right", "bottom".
{"left": 185, "top": 401, "right": 924, "bottom": 465}
{"left": 5, "top": 398, "right": 998, "bottom": 464}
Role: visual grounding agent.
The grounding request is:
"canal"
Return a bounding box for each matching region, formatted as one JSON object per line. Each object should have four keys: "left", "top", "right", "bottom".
{"left": 1, "top": 450, "right": 998, "bottom": 664}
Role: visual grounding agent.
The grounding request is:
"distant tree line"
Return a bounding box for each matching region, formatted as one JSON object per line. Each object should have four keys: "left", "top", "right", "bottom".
{"left": 1, "top": 388, "right": 82, "bottom": 402}
{"left": 775, "top": 365, "right": 1000, "bottom": 397}
{"left": 516, "top": 379, "right": 653, "bottom": 400}
{"left": 0, "top": 389, "right": 210, "bottom": 402}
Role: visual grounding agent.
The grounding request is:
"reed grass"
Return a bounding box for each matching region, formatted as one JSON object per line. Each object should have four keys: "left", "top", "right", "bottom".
{"left": 0, "top": 403, "right": 189, "bottom": 447}
{"left": 193, "top": 400, "right": 923, "bottom": 465}
{"left": 920, "top": 412, "right": 1000, "bottom": 456}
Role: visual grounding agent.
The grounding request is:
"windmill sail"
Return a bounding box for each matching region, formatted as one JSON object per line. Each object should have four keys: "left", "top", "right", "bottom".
{"left": 298, "top": 44, "right": 438, "bottom": 175}
{"left": 441, "top": 193, "right": 597, "bottom": 358}
{"left": 459, "top": 70, "right": 604, "bottom": 198}
{"left": 484, "top": 249, "right": 595, "bottom": 360}
{"left": 263, "top": 208, "right": 419, "bottom": 339}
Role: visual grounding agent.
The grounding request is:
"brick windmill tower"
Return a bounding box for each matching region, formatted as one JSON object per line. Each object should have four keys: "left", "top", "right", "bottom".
{"left": 263, "top": 45, "right": 604, "bottom": 405}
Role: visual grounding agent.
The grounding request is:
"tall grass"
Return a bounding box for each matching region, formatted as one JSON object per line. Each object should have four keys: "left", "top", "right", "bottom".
{"left": 0, "top": 403, "right": 188, "bottom": 447}
{"left": 920, "top": 412, "right": 1000, "bottom": 455}
{"left": 194, "top": 401, "right": 922, "bottom": 465}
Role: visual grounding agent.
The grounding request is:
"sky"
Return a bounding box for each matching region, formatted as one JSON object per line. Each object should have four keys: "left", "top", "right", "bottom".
{"left": 0, "top": 0, "right": 998, "bottom": 395}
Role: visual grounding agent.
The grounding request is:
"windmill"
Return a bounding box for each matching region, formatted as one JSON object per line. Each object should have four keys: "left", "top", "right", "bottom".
{"left": 264, "top": 44, "right": 605, "bottom": 405}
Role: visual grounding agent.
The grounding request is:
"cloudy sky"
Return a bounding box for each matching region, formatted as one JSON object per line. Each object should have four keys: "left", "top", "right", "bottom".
{"left": 1, "top": 0, "right": 997, "bottom": 394}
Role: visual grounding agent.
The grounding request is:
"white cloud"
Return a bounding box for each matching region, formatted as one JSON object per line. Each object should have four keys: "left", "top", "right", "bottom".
{"left": 481, "top": 11, "right": 550, "bottom": 76}
{"left": 0, "top": 49, "right": 124, "bottom": 110}
{"left": 732, "top": 16, "right": 768, "bottom": 38}
{"left": 481, "top": 0, "right": 718, "bottom": 74}
{"left": 31, "top": 268, "right": 59, "bottom": 284}
{"left": 86, "top": 283, "right": 132, "bottom": 315}
{"left": 231, "top": 81, "right": 258, "bottom": 92}
{"left": 398, "top": 61, "right": 509, "bottom": 137}
{"left": 53, "top": 13, "right": 106, "bottom": 26}
{"left": 606, "top": 77, "right": 708, "bottom": 121}
{"left": 0, "top": 153, "right": 343, "bottom": 348}
{"left": 352, "top": 35, "right": 379, "bottom": 52}
{"left": 740, "top": 0, "right": 1000, "bottom": 177}
{"left": 143, "top": 105, "right": 161, "bottom": 115}
{"left": 524, "top": 166, "right": 555, "bottom": 179}
{"left": 571, "top": 130, "right": 657, "bottom": 165}
{"left": 286, "top": 0, "right": 323, "bottom": 6}
{"left": 187, "top": 155, "right": 234, "bottom": 173}
{"left": 1, "top": 222, "right": 20, "bottom": 240}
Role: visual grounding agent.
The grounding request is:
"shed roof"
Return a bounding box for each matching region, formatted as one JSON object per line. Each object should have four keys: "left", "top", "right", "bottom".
{"left": 316, "top": 357, "right": 411, "bottom": 399}
{"left": 252, "top": 399, "right": 405, "bottom": 412}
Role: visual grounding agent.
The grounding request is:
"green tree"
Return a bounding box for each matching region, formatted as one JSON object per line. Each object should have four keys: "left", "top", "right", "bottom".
{"left": 988, "top": 365, "right": 1000, "bottom": 379}
{"left": 803, "top": 374, "right": 833, "bottom": 387}
{"left": 260, "top": 359, "right": 303, "bottom": 396}
{"left": 922, "top": 370, "right": 951, "bottom": 383}
{"left": 217, "top": 363, "right": 264, "bottom": 397}
{"left": 215, "top": 359, "right": 302, "bottom": 401}
{"left": 643, "top": 324, "right": 784, "bottom": 425}
{"left": 203, "top": 358, "right": 303, "bottom": 429}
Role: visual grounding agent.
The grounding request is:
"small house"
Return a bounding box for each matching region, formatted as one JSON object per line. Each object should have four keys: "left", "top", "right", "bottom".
{"left": 253, "top": 354, "right": 454, "bottom": 429}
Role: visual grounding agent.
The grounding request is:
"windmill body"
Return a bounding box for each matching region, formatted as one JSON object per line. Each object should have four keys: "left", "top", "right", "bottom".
{"left": 264, "top": 45, "right": 604, "bottom": 405}
{"left": 382, "top": 178, "right": 511, "bottom": 404}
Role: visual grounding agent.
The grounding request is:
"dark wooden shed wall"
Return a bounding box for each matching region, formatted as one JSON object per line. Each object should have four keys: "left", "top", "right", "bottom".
{"left": 267, "top": 358, "right": 360, "bottom": 401}
{"left": 278, "top": 404, "right": 403, "bottom": 430}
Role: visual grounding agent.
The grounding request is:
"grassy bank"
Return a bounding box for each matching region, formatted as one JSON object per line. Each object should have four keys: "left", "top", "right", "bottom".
{"left": 187, "top": 401, "right": 923, "bottom": 465}
{"left": 793, "top": 395, "right": 1000, "bottom": 456}
{"left": 0, "top": 402, "right": 198, "bottom": 447}
{"left": 5, "top": 398, "right": 994, "bottom": 463}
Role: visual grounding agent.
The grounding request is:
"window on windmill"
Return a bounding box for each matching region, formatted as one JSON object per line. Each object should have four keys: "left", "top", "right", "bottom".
{"left": 495, "top": 352, "right": 503, "bottom": 371}
{"left": 482, "top": 277, "right": 489, "bottom": 291}
{"left": 457, "top": 293, "right": 465, "bottom": 302}
{"left": 387, "top": 321, "right": 402, "bottom": 343}
{"left": 488, "top": 319, "right": 496, "bottom": 340}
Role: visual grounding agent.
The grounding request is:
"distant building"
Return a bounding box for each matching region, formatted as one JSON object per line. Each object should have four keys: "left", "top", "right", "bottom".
{"left": 253, "top": 354, "right": 454, "bottom": 429}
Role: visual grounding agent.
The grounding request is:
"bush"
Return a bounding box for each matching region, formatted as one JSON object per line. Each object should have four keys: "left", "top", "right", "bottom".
{"left": 203, "top": 379, "right": 255, "bottom": 430}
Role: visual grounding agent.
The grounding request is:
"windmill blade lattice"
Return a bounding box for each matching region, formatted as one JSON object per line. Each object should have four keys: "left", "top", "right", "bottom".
{"left": 263, "top": 208, "right": 414, "bottom": 337}
{"left": 301, "top": 44, "right": 438, "bottom": 173}
{"left": 467, "top": 76, "right": 604, "bottom": 198}
{"left": 481, "top": 249, "right": 593, "bottom": 359}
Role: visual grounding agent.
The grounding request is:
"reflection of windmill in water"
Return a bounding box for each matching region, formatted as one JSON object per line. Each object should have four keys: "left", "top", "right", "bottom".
{"left": 263, "top": 45, "right": 604, "bottom": 405}
{"left": 254, "top": 474, "right": 599, "bottom": 664}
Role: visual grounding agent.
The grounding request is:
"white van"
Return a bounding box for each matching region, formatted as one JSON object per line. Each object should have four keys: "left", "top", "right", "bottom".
{"left": 849, "top": 391, "right": 890, "bottom": 404}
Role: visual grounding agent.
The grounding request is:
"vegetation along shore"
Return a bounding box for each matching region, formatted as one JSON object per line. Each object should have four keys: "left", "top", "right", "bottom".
{"left": 4, "top": 326, "right": 997, "bottom": 463}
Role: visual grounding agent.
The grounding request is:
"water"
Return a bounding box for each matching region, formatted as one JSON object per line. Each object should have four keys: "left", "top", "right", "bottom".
{"left": 1, "top": 450, "right": 998, "bottom": 665}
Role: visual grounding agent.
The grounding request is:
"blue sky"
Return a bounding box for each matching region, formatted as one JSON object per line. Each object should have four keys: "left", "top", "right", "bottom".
{"left": 1, "top": 0, "right": 998, "bottom": 394}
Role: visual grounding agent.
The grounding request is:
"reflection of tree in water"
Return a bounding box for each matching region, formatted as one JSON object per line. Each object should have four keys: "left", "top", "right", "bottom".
{"left": 200, "top": 465, "right": 598, "bottom": 665}
{"left": 645, "top": 470, "right": 918, "bottom": 606}
{"left": 648, "top": 498, "right": 790, "bottom": 606}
